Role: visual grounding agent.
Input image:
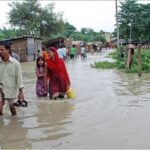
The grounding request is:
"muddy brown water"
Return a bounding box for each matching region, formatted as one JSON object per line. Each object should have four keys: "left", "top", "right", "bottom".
{"left": 1, "top": 49, "right": 150, "bottom": 149}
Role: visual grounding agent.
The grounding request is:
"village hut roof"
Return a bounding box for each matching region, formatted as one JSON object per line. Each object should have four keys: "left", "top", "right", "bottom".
{"left": 86, "top": 42, "right": 102, "bottom": 46}
{"left": 0, "top": 35, "right": 41, "bottom": 43}
{"left": 87, "top": 42, "right": 93, "bottom": 45}
{"left": 93, "top": 42, "right": 102, "bottom": 46}
{"left": 72, "top": 41, "right": 81, "bottom": 45}
{"left": 47, "top": 37, "right": 66, "bottom": 43}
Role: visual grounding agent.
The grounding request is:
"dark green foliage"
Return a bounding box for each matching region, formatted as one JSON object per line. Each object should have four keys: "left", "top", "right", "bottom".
{"left": 93, "top": 48, "right": 150, "bottom": 73}
{"left": 112, "top": 0, "right": 150, "bottom": 42}
{"left": 63, "top": 22, "right": 76, "bottom": 37}
{"left": 8, "top": 0, "right": 64, "bottom": 37}
{"left": 141, "top": 50, "right": 150, "bottom": 72}
{"left": 0, "top": 27, "right": 23, "bottom": 40}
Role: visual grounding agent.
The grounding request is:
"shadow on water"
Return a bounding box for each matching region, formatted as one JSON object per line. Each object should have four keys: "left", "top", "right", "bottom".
{"left": 1, "top": 49, "right": 150, "bottom": 149}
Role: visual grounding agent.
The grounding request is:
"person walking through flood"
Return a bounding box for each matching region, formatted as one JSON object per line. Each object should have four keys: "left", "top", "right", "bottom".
{"left": 0, "top": 42, "right": 24, "bottom": 115}
{"left": 57, "top": 45, "right": 65, "bottom": 59}
{"left": 35, "top": 56, "right": 48, "bottom": 97}
{"left": 46, "top": 47, "right": 71, "bottom": 99}
{"left": 70, "top": 45, "right": 76, "bottom": 59}
{"left": 80, "top": 45, "right": 86, "bottom": 58}
{"left": 62, "top": 45, "right": 67, "bottom": 61}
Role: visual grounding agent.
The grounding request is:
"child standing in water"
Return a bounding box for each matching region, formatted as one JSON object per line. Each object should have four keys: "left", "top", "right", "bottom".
{"left": 36, "top": 56, "right": 48, "bottom": 97}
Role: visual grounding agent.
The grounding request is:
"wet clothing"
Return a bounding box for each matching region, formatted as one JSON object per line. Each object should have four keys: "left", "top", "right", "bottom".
{"left": 0, "top": 56, "right": 24, "bottom": 99}
{"left": 46, "top": 47, "right": 70, "bottom": 99}
{"left": 36, "top": 66, "right": 48, "bottom": 97}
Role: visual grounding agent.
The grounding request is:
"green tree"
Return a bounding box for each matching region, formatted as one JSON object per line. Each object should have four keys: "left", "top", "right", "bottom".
{"left": 139, "top": 3, "right": 150, "bottom": 41}
{"left": 63, "top": 22, "right": 76, "bottom": 37}
{"left": 117, "top": 0, "right": 150, "bottom": 42}
{"left": 0, "top": 27, "right": 22, "bottom": 40}
{"left": 70, "top": 32, "right": 91, "bottom": 42}
{"left": 9, "top": 0, "right": 41, "bottom": 35}
{"left": 8, "top": 0, "right": 64, "bottom": 37}
{"left": 94, "top": 34, "right": 106, "bottom": 43}
{"left": 80, "top": 28, "right": 95, "bottom": 35}
{"left": 39, "top": 3, "right": 64, "bottom": 37}
{"left": 118, "top": 0, "right": 138, "bottom": 41}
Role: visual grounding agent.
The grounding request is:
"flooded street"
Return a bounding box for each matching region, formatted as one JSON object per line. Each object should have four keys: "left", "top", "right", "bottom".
{"left": 1, "top": 49, "right": 150, "bottom": 149}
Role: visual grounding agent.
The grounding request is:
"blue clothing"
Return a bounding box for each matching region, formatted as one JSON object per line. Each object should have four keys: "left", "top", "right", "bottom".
{"left": 57, "top": 48, "right": 64, "bottom": 59}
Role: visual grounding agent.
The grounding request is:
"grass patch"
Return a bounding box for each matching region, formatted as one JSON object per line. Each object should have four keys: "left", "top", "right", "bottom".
{"left": 92, "top": 48, "right": 150, "bottom": 73}
{"left": 91, "top": 61, "right": 116, "bottom": 69}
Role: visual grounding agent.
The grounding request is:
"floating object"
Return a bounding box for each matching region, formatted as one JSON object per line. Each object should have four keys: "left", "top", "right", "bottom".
{"left": 66, "top": 88, "right": 76, "bottom": 99}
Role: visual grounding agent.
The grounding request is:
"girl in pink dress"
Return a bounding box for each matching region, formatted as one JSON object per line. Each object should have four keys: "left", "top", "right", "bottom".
{"left": 36, "top": 56, "right": 48, "bottom": 97}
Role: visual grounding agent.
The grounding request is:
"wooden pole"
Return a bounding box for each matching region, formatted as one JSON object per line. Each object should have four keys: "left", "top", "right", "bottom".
{"left": 137, "top": 44, "right": 142, "bottom": 77}
{"left": 127, "top": 48, "right": 131, "bottom": 69}
{"left": 115, "top": 0, "right": 119, "bottom": 48}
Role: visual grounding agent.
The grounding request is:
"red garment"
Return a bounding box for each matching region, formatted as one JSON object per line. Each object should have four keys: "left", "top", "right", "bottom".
{"left": 46, "top": 47, "right": 70, "bottom": 94}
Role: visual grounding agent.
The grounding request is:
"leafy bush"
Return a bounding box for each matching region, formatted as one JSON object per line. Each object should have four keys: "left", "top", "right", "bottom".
{"left": 93, "top": 48, "right": 150, "bottom": 73}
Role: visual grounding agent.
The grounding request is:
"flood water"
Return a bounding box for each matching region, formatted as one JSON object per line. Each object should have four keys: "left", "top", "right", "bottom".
{"left": 1, "top": 49, "right": 150, "bottom": 149}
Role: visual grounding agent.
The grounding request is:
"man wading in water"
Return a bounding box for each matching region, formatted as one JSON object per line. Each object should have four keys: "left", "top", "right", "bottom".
{"left": 0, "top": 42, "right": 24, "bottom": 115}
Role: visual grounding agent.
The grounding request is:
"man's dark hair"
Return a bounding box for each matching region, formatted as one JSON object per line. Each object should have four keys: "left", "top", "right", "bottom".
{"left": 0, "top": 41, "right": 11, "bottom": 50}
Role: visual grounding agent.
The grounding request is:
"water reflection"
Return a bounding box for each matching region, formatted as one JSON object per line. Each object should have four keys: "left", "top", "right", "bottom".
{"left": 113, "top": 71, "right": 150, "bottom": 96}
{"left": 26, "top": 101, "right": 74, "bottom": 148}
{"left": 112, "top": 70, "right": 150, "bottom": 107}
{"left": 21, "top": 61, "right": 75, "bottom": 142}
{"left": 0, "top": 117, "right": 31, "bottom": 149}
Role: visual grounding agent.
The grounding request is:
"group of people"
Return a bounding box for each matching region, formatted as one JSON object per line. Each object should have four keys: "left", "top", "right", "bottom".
{"left": 35, "top": 47, "right": 71, "bottom": 100}
{"left": 56, "top": 44, "right": 87, "bottom": 61}
{"left": 35, "top": 44, "right": 87, "bottom": 99}
{"left": 0, "top": 41, "right": 71, "bottom": 116}
{"left": 0, "top": 41, "right": 90, "bottom": 116}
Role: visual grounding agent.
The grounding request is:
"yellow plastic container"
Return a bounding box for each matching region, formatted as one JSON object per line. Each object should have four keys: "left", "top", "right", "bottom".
{"left": 67, "top": 88, "right": 76, "bottom": 99}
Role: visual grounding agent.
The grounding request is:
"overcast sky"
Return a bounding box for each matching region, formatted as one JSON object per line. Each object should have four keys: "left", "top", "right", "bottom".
{"left": 0, "top": 0, "right": 149, "bottom": 33}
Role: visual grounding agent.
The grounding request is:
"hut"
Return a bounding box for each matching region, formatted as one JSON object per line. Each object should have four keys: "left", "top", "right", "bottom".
{"left": 0, "top": 35, "right": 42, "bottom": 62}
{"left": 86, "top": 42, "right": 102, "bottom": 52}
{"left": 42, "top": 37, "right": 66, "bottom": 49}
{"left": 64, "top": 38, "right": 72, "bottom": 49}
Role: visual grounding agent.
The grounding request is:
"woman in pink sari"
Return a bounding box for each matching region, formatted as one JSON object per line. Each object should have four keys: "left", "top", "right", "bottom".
{"left": 46, "top": 47, "right": 71, "bottom": 99}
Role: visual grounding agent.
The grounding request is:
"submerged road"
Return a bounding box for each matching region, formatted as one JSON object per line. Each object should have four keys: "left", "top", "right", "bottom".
{"left": 1, "top": 49, "right": 150, "bottom": 149}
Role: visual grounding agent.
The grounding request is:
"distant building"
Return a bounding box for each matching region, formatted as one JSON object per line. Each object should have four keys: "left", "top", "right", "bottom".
{"left": 42, "top": 37, "right": 84, "bottom": 53}
{"left": 43, "top": 37, "right": 66, "bottom": 49}
{"left": 0, "top": 35, "right": 42, "bottom": 62}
